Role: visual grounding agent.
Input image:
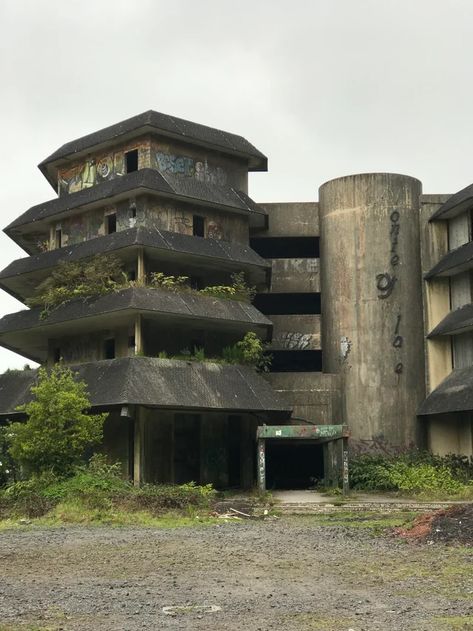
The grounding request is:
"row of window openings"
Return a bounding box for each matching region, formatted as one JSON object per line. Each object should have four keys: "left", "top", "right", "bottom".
{"left": 53, "top": 212, "right": 205, "bottom": 248}
{"left": 53, "top": 336, "right": 135, "bottom": 363}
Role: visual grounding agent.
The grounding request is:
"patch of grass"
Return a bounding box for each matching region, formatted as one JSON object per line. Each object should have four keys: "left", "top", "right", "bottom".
{"left": 433, "top": 615, "right": 473, "bottom": 629}
{"left": 283, "top": 613, "right": 355, "bottom": 630}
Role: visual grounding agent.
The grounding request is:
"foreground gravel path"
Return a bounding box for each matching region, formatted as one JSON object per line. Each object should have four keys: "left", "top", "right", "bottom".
{"left": 0, "top": 517, "right": 472, "bottom": 630}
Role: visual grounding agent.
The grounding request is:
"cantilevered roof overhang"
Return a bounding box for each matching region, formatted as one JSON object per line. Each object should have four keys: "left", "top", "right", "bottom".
{"left": 429, "top": 183, "right": 473, "bottom": 221}
{"left": 0, "top": 357, "right": 291, "bottom": 419}
{"left": 5, "top": 169, "right": 267, "bottom": 253}
{"left": 418, "top": 366, "right": 473, "bottom": 416}
{"left": 0, "top": 287, "right": 272, "bottom": 363}
{"left": 425, "top": 241, "right": 473, "bottom": 279}
{"left": 0, "top": 226, "right": 270, "bottom": 302}
{"left": 39, "top": 110, "right": 268, "bottom": 191}
{"left": 428, "top": 303, "right": 473, "bottom": 337}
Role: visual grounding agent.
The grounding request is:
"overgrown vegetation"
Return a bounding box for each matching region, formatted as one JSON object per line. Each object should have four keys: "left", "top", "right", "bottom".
{"left": 27, "top": 255, "right": 257, "bottom": 319}
{"left": 350, "top": 451, "right": 473, "bottom": 497}
{"left": 0, "top": 455, "right": 216, "bottom": 522}
{"left": 157, "top": 332, "right": 271, "bottom": 371}
{"left": 7, "top": 365, "right": 106, "bottom": 478}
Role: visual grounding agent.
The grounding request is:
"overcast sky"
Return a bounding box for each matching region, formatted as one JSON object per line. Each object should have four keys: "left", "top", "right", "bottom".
{"left": 0, "top": 0, "right": 473, "bottom": 371}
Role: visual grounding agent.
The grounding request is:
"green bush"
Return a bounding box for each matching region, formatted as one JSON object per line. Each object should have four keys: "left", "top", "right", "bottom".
{"left": 199, "top": 272, "right": 256, "bottom": 303}
{"left": 223, "top": 332, "right": 271, "bottom": 371}
{"left": 350, "top": 450, "right": 473, "bottom": 495}
{"left": 149, "top": 272, "right": 190, "bottom": 291}
{"left": 8, "top": 364, "right": 107, "bottom": 477}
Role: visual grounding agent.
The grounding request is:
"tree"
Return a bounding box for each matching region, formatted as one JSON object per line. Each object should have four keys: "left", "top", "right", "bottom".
{"left": 8, "top": 364, "right": 107, "bottom": 477}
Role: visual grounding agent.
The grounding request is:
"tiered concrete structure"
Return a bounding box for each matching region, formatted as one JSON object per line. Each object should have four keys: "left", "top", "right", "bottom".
{"left": 0, "top": 111, "right": 472, "bottom": 491}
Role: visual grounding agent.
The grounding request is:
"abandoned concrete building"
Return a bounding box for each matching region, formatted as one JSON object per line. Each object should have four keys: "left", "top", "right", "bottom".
{"left": 0, "top": 111, "right": 471, "bottom": 490}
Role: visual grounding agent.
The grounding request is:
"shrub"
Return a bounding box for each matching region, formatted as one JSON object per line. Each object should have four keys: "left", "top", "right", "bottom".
{"left": 7, "top": 365, "right": 107, "bottom": 477}
{"left": 149, "top": 272, "right": 190, "bottom": 291}
{"left": 223, "top": 332, "right": 272, "bottom": 371}
{"left": 27, "top": 254, "right": 125, "bottom": 318}
{"left": 199, "top": 272, "right": 256, "bottom": 303}
{"left": 0, "top": 426, "right": 17, "bottom": 487}
{"left": 350, "top": 450, "right": 473, "bottom": 496}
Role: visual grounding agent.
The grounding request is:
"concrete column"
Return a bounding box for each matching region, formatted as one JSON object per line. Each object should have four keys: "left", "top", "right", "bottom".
{"left": 133, "top": 409, "right": 144, "bottom": 486}
{"left": 319, "top": 173, "right": 425, "bottom": 452}
{"left": 137, "top": 248, "right": 146, "bottom": 283}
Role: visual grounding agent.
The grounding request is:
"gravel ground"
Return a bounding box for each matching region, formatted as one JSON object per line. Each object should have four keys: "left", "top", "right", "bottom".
{"left": 0, "top": 517, "right": 472, "bottom": 631}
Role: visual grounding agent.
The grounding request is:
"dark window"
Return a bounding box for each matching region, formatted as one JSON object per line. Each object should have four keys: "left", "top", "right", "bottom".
{"left": 128, "top": 269, "right": 136, "bottom": 281}
{"left": 269, "top": 350, "right": 323, "bottom": 372}
{"left": 103, "top": 338, "right": 115, "bottom": 360}
{"left": 53, "top": 348, "right": 61, "bottom": 363}
{"left": 253, "top": 292, "right": 321, "bottom": 315}
{"left": 106, "top": 213, "right": 117, "bottom": 234}
{"left": 250, "top": 237, "right": 320, "bottom": 259}
{"left": 128, "top": 336, "right": 135, "bottom": 349}
{"left": 55, "top": 229, "right": 62, "bottom": 249}
{"left": 193, "top": 215, "right": 205, "bottom": 237}
{"left": 125, "top": 149, "right": 138, "bottom": 173}
{"left": 129, "top": 205, "right": 137, "bottom": 219}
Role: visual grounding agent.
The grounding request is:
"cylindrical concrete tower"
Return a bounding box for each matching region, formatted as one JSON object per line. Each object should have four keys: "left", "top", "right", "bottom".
{"left": 319, "top": 173, "right": 425, "bottom": 452}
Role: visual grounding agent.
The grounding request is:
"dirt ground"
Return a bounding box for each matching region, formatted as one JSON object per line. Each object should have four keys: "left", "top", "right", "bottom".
{"left": 0, "top": 515, "right": 472, "bottom": 631}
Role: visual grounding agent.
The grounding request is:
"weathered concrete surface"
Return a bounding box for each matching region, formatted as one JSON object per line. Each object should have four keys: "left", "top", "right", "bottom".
{"left": 319, "top": 173, "right": 425, "bottom": 451}
{"left": 256, "top": 202, "right": 319, "bottom": 237}
{"left": 268, "top": 258, "right": 320, "bottom": 293}
{"left": 269, "top": 314, "right": 321, "bottom": 351}
{"left": 266, "top": 372, "right": 341, "bottom": 424}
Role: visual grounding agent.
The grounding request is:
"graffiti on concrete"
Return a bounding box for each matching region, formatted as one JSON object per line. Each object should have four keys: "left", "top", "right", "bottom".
{"left": 389, "top": 210, "right": 400, "bottom": 266}
{"left": 340, "top": 336, "right": 352, "bottom": 360}
{"left": 376, "top": 272, "right": 397, "bottom": 299}
{"left": 257, "top": 440, "right": 266, "bottom": 490}
{"left": 351, "top": 437, "right": 415, "bottom": 457}
{"left": 155, "top": 151, "right": 227, "bottom": 186}
{"left": 207, "top": 221, "right": 224, "bottom": 240}
{"left": 275, "top": 331, "right": 312, "bottom": 351}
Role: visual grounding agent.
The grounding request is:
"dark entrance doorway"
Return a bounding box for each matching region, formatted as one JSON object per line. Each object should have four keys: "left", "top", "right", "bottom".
{"left": 174, "top": 414, "right": 201, "bottom": 484}
{"left": 266, "top": 440, "right": 324, "bottom": 489}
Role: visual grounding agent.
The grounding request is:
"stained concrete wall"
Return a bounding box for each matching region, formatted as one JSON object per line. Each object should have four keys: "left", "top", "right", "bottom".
{"left": 47, "top": 326, "right": 133, "bottom": 366}
{"left": 319, "top": 173, "right": 425, "bottom": 452}
{"left": 269, "top": 315, "right": 320, "bottom": 351}
{"left": 428, "top": 413, "right": 473, "bottom": 456}
{"left": 265, "top": 372, "right": 341, "bottom": 424}
{"left": 57, "top": 134, "right": 248, "bottom": 196}
{"left": 419, "top": 195, "right": 451, "bottom": 393}
{"left": 255, "top": 202, "right": 319, "bottom": 237}
{"left": 268, "top": 258, "right": 320, "bottom": 293}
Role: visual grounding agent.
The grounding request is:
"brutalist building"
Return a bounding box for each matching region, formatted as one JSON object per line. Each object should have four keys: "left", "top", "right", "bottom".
{"left": 0, "top": 111, "right": 471, "bottom": 489}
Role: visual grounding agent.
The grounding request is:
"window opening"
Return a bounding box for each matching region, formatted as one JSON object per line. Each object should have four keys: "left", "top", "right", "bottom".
{"left": 125, "top": 149, "right": 138, "bottom": 173}
{"left": 103, "top": 338, "right": 116, "bottom": 360}
{"left": 193, "top": 215, "right": 205, "bottom": 237}
{"left": 55, "top": 229, "right": 62, "bottom": 249}
{"left": 53, "top": 348, "right": 61, "bottom": 363}
{"left": 129, "top": 205, "right": 137, "bottom": 219}
{"left": 253, "top": 292, "right": 321, "bottom": 315}
{"left": 106, "top": 213, "right": 117, "bottom": 234}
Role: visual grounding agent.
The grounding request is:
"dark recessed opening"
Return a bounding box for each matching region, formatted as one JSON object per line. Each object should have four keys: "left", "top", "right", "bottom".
{"left": 193, "top": 215, "right": 205, "bottom": 237}
{"left": 253, "top": 292, "right": 321, "bottom": 315}
{"left": 53, "top": 348, "right": 61, "bottom": 363}
{"left": 128, "top": 336, "right": 135, "bottom": 349}
{"left": 269, "top": 350, "right": 323, "bottom": 372}
{"left": 250, "top": 237, "right": 320, "bottom": 259}
{"left": 103, "top": 338, "right": 115, "bottom": 360}
{"left": 129, "top": 205, "right": 137, "bottom": 219}
{"left": 266, "top": 441, "right": 324, "bottom": 489}
{"left": 55, "top": 229, "right": 62, "bottom": 249}
{"left": 125, "top": 149, "right": 138, "bottom": 173}
{"left": 106, "top": 213, "right": 117, "bottom": 234}
{"left": 128, "top": 269, "right": 136, "bottom": 281}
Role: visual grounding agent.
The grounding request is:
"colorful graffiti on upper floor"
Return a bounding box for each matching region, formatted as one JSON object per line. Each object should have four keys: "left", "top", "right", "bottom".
{"left": 155, "top": 151, "right": 227, "bottom": 186}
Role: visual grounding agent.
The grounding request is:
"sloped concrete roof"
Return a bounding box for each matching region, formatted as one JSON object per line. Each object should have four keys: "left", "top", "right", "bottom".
{"left": 38, "top": 110, "right": 267, "bottom": 189}
{"left": 425, "top": 240, "right": 473, "bottom": 279}
{"left": 0, "top": 226, "right": 269, "bottom": 301}
{"left": 0, "top": 287, "right": 271, "bottom": 335}
{"left": 418, "top": 366, "right": 473, "bottom": 416}
{"left": 428, "top": 303, "right": 473, "bottom": 337}
{"left": 430, "top": 183, "right": 473, "bottom": 221}
{"left": 6, "top": 169, "right": 265, "bottom": 235}
{"left": 0, "top": 357, "right": 291, "bottom": 418}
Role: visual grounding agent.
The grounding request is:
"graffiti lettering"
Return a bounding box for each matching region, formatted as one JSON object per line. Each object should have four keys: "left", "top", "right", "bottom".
{"left": 276, "top": 332, "right": 312, "bottom": 351}
{"left": 376, "top": 273, "right": 397, "bottom": 299}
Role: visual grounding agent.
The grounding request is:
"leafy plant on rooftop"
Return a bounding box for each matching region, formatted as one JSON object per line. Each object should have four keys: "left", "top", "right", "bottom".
{"left": 199, "top": 272, "right": 256, "bottom": 302}
{"left": 27, "top": 253, "right": 125, "bottom": 318}
{"left": 148, "top": 271, "right": 190, "bottom": 291}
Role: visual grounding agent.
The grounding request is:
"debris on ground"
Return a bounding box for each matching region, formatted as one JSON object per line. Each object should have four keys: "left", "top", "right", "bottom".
{"left": 393, "top": 503, "right": 473, "bottom": 545}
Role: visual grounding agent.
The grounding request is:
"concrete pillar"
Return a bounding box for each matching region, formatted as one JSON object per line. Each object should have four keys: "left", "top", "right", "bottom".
{"left": 319, "top": 173, "right": 425, "bottom": 451}
{"left": 133, "top": 409, "right": 144, "bottom": 486}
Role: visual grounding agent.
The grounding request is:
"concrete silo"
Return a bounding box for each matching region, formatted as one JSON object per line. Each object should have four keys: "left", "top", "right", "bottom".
{"left": 319, "top": 173, "right": 425, "bottom": 452}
